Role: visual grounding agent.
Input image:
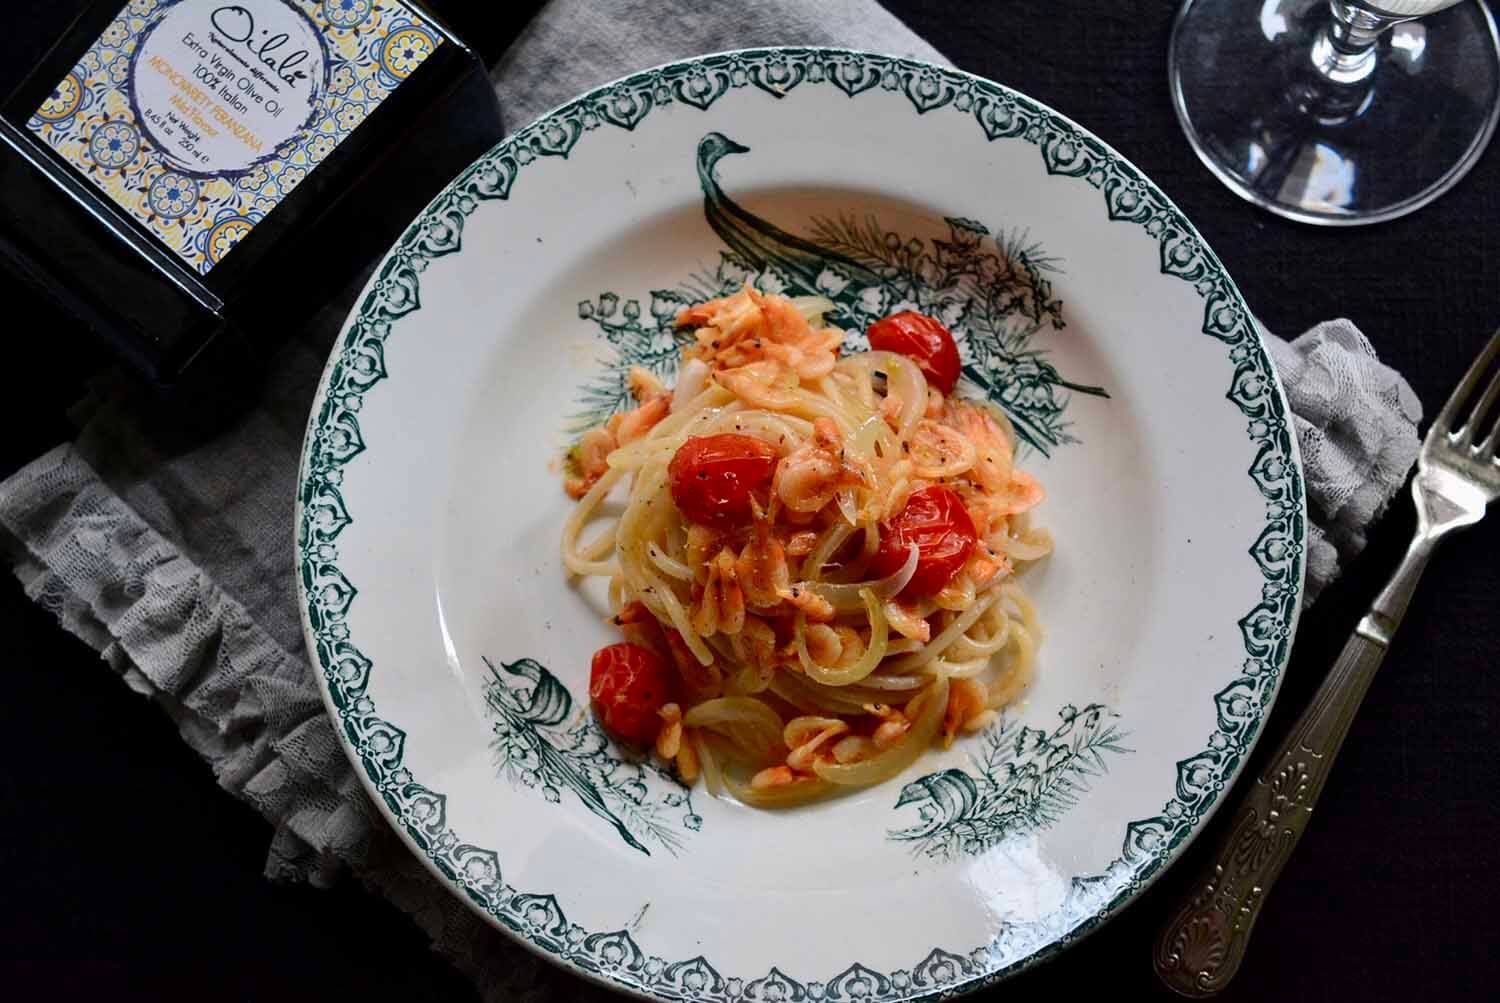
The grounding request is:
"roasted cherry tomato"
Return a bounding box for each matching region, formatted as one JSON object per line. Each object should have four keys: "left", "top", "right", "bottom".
{"left": 668, "top": 433, "right": 779, "bottom": 527}
{"left": 589, "top": 642, "right": 672, "bottom": 744}
{"left": 866, "top": 311, "right": 962, "bottom": 395}
{"left": 870, "top": 485, "right": 977, "bottom": 598}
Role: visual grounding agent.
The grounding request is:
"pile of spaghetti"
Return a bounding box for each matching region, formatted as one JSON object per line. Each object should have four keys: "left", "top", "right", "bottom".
{"left": 561, "top": 285, "right": 1050, "bottom": 807}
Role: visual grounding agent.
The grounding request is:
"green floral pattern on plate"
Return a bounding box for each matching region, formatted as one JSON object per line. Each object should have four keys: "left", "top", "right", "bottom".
{"left": 297, "top": 48, "right": 1304, "bottom": 999}
{"left": 573, "top": 132, "right": 1107, "bottom": 454}
{"left": 485, "top": 657, "right": 703, "bottom": 855}
{"left": 891, "top": 704, "right": 1131, "bottom": 860}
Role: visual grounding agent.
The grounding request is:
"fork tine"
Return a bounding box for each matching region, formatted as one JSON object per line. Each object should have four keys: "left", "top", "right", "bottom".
{"left": 1457, "top": 350, "right": 1500, "bottom": 447}
{"left": 1479, "top": 383, "right": 1500, "bottom": 459}
{"left": 1433, "top": 326, "right": 1500, "bottom": 438}
{"left": 1481, "top": 426, "right": 1500, "bottom": 461}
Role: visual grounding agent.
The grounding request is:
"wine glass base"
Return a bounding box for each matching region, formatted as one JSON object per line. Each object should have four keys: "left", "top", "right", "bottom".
{"left": 1169, "top": 0, "right": 1500, "bottom": 225}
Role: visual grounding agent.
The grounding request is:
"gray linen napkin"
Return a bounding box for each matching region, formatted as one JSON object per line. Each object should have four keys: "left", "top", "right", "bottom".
{"left": 1263, "top": 320, "right": 1422, "bottom": 603}
{"left": 0, "top": 2, "right": 1419, "bottom": 999}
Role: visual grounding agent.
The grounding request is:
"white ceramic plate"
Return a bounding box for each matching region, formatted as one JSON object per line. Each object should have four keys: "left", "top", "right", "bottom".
{"left": 296, "top": 49, "right": 1306, "bottom": 1000}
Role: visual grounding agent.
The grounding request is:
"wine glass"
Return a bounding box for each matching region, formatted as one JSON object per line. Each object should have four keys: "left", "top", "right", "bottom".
{"left": 1169, "top": 0, "right": 1500, "bottom": 224}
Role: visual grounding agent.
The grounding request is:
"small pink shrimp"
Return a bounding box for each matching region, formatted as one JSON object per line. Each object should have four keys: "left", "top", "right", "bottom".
{"left": 762, "top": 328, "right": 844, "bottom": 381}
{"left": 675, "top": 734, "right": 701, "bottom": 783}
{"left": 685, "top": 524, "right": 724, "bottom": 580}
{"left": 942, "top": 678, "right": 990, "bottom": 748}
{"left": 675, "top": 296, "right": 731, "bottom": 329}
{"left": 883, "top": 599, "right": 932, "bottom": 643}
{"left": 963, "top": 546, "right": 1012, "bottom": 591}
{"left": 784, "top": 715, "right": 849, "bottom": 772}
{"left": 563, "top": 425, "right": 617, "bottom": 498}
{"left": 908, "top": 419, "right": 977, "bottom": 480}
{"left": 783, "top": 584, "right": 836, "bottom": 623}
{"left": 736, "top": 514, "right": 793, "bottom": 607}
{"left": 802, "top": 624, "right": 843, "bottom": 666}
{"left": 774, "top": 417, "right": 870, "bottom": 514}
{"left": 745, "top": 287, "right": 843, "bottom": 378}
{"left": 655, "top": 703, "right": 684, "bottom": 760}
{"left": 611, "top": 599, "right": 666, "bottom": 653}
{"left": 714, "top": 360, "right": 801, "bottom": 410}
{"left": 784, "top": 530, "right": 820, "bottom": 557}
{"left": 626, "top": 365, "right": 667, "bottom": 401}
{"left": 831, "top": 734, "right": 875, "bottom": 763}
{"left": 676, "top": 286, "right": 762, "bottom": 340}
{"left": 945, "top": 400, "right": 1014, "bottom": 494}
{"left": 691, "top": 548, "right": 745, "bottom": 636}
{"left": 991, "top": 469, "right": 1046, "bottom": 516}
{"left": 612, "top": 394, "right": 671, "bottom": 445}
{"left": 738, "top": 614, "right": 779, "bottom": 673}
{"left": 865, "top": 703, "right": 911, "bottom": 749}
{"left": 679, "top": 286, "right": 847, "bottom": 383}
{"left": 750, "top": 765, "right": 800, "bottom": 790}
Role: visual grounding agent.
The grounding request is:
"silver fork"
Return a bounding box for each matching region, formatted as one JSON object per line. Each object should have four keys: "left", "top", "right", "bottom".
{"left": 1153, "top": 327, "right": 1500, "bottom": 997}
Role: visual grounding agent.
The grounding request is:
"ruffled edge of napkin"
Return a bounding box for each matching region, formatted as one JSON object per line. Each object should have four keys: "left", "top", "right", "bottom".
{"left": 1262, "top": 321, "right": 1422, "bottom": 603}
{"left": 0, "top": 443, "right": 582, "bottom": 1001}
{"left": 0, "top": 444, "right": 375, "bottom": 880}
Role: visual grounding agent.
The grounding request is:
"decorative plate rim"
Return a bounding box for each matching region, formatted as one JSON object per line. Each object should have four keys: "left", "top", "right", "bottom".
{"left": 294, "top": 46, "right": 1307, "bottom": 1001}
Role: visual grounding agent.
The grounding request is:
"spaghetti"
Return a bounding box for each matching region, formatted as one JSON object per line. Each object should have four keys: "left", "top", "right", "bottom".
{"left": 561, "top": 285, "right": 1050, "bottom": 806}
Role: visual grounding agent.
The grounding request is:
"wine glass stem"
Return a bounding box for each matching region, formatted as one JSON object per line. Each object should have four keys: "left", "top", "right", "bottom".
{"left": 1311, "top": 0, "right": 1408, "bottom": 84}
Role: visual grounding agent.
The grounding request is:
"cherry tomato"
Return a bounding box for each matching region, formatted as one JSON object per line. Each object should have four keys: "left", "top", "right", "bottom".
{"left": 668, "top": 433, "right": 779, "bottom": 527}
{"left": 589, "top": 642, "right": 673, "bottom": 744}
{"left": 866, "top": 311, "right": 962, "bottom": 395}
{"left": 870, "top": 485, "right": 977, "bottom": 598}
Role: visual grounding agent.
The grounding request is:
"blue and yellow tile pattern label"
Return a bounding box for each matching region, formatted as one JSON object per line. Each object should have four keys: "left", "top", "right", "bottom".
{"left": 28, "top": 0, "right": 442, "bottom": 274}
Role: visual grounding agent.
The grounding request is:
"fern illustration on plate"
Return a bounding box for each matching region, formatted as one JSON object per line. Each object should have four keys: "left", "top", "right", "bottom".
{"left": 890, "top": 703, "right": 1132, "bottom": 861}
{"left": 571, "top": 131, "right": 1108, "bottom": 453}
{"left": 483, "top": 656, "right": 702, "bottom": 856}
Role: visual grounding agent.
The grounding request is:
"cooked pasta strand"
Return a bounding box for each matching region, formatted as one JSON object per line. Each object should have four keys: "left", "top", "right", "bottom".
{"left": 557, "top": 287, "right": 1050, "bottom": 807}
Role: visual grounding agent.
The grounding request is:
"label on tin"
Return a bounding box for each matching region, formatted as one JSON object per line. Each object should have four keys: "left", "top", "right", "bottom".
{"left": 28, "top": 0, "right": 443, "bottom": 273}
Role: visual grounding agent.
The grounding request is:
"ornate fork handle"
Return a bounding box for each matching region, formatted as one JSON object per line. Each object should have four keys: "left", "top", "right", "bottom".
{"left": 1154, "top": 539, "right": 1434, "bottom": 996}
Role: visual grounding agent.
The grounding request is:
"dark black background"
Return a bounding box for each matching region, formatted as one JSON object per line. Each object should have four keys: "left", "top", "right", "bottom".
{"left": 1, "top": 2, "right": 1495, "bottom": 1000}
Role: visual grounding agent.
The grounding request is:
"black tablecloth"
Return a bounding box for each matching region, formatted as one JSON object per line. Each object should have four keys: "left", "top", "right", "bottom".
{"left": 1, "top": 2, "right": 1495, "bottom": 1000}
